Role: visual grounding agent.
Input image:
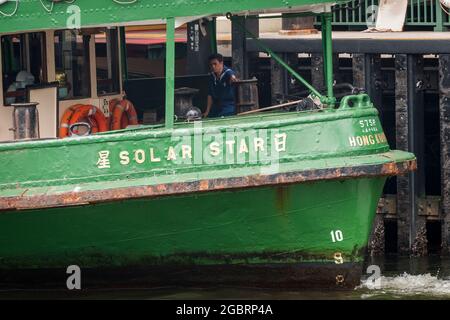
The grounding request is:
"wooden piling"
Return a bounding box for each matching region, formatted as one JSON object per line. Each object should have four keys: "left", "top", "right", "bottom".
{"left": 439, "top": 54, "right": 450, "bottom": 254}
{"left": 395, "top": 54, "right": 426, "bottom": 255}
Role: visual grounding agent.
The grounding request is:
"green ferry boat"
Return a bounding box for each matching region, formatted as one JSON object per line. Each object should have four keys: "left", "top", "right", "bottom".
{"left": 0, "top": 0, "right": 415, "bottom": 289}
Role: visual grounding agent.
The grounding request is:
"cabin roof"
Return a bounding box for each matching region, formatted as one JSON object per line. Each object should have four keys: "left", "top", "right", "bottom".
{"left": 0, "top": 0, "right": 349, "bottom": 35}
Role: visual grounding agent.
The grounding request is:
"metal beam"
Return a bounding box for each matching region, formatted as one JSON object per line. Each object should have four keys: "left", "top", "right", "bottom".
{"left": 186, "top": 19, "right": 214, "bottom": 75}
{"left": 247, "top": 39, "right": 450, "bottom": 55}
{"left": 231, "top": 16, "right": 259, "bottom": 79}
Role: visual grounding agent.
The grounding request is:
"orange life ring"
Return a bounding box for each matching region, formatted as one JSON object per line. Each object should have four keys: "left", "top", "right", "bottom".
{"left": 69, "top": 105, "right": 108, "bottom": 134}
{"left": 110, "top": 99, "right": 138, "bottom": 130}
{"left": 59, "top": 104, "right": 85, "bottom": 138}
{"left": 59, "top": 104, "right": 107, "bottom": 138}
{"left": 108, "top": 98, "right": 128, "bottom": 129}
{"left": 121, "top": 112, "right": 130, "bottom": 129}
{"left": 108, "top": 98, "right": 120, "bottom": 124}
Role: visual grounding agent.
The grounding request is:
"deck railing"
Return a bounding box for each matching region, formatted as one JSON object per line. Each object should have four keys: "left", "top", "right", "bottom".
{"left": 327, "top": 0, "right": 449, "bottom": 30}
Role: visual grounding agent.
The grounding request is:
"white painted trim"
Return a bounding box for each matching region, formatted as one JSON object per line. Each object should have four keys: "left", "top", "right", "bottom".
{"left": 46, "top": 30, "right": 56, "bottom": 82}
{"left": 89, "top": 34, "right": 97, "bottom": 100}
{"left": 0, "top": 45, "right": 13, "bottom": 141}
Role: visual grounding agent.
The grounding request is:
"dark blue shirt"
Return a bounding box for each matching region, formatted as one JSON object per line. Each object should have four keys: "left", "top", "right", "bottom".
{"left": 208, "top": 66, "right": 236, "bottom": 117}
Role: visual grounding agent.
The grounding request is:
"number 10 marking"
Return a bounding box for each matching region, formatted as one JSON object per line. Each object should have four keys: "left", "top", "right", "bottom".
{"left": 330, "top": 230, "right": 344, "bottom": 242}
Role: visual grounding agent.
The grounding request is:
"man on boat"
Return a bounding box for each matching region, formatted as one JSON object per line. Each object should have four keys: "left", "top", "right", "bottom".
{"left": 204, "top": 53, "right": 238, "bottom": 118}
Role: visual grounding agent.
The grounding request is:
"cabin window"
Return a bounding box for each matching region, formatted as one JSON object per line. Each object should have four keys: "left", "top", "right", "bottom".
{"left": 54, "top": 30, "right": 91, "bottom": 100}
{"left": 123, "top": 26, "right": 187, "bottom": 79}
{"left": 95, "top": 28, "right": 120, "bottom": 96}
{"left": 1, "top": 33, "right": 46, "bottom": 106}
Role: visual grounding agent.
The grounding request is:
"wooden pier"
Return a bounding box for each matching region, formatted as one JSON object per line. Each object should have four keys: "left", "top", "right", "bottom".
{"left": 227, "top": 29, "right": 450, "bottom": 255}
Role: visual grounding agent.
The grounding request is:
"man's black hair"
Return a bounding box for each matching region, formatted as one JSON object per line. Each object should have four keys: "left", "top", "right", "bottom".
{"left": 208, "top": 53, "right": 224, "bottom": 63}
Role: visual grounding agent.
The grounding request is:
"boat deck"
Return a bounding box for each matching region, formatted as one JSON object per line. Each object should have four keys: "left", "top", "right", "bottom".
{"left": 0, "top": 150, "right": 415, "bottom": 211}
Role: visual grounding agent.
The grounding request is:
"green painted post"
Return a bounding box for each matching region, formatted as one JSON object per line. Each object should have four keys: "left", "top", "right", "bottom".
{"left": 165, "top": 17, "right": 175, "bottom": 129}
{"left": 323, "top": 13, "right": 335, "bottom": 103}
{"left": 321, "top": 15, "right": 328, "bottom": 90}
{"left": 435, "top": 0, "right": 444, "bottom": 32}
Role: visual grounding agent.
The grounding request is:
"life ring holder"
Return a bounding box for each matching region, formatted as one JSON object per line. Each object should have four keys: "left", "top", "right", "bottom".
{"left": 68, "top": 122, "right": 92, "bottom": 137}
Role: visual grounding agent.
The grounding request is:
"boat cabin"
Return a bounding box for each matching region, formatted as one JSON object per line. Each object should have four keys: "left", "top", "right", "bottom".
{"left": 0, "top": 26, "right": 121, "bottom": 140}
{"left": 0, "top": 0, "right": 345, "bottom": 143}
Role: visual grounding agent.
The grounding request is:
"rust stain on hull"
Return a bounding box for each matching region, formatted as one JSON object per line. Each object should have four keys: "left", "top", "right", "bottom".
{"left": 0, "top": 159, "right": 416, "bottom": 212}
{"left": 276, "top": 186, "right": 290, "bottom": 215}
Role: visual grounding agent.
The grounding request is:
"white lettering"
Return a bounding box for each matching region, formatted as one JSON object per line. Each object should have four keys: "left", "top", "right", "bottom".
{"left": 253, "top": 137, "right": 265, "bottom": 152}
{"left": 119, "top": 151, "right": 130, "bottom": 165}
{"left": 96, "top": 151, "right": 111, "bottom": 169}
{"left": 225, "top": 140, "right": 235, "bottom": 154}
{"left": 182, "top": 145, "right": 192, "bottom": 159}
{"left": 167, "top": 146, "right": 177, "bottom": 161}
{"left": 239, "top": 139, "right": 249, "bottom": 154}
{"left": 356, "top": 136, "right": 363, "bottom": 146}
{"left": 362, "top": 135, "right": 370, "bottom": 146}
{"left": 209, "top": 142, "right": 221, "bottom": 157}
{"left": 150, "top": 148, "right": 161, "bottom": 162}
{"left": 134, "top": 149, "right": 145, "bottom": 164}
{"left": 274, "top": 133, "right": 287, "bottom": 152}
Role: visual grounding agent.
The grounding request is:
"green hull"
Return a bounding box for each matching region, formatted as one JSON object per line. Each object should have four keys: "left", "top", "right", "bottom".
{"left": 0, "top": 177, "right": 385, "bottom": 266}
{"left": 0, "top": 99, "right": 415, "bottom": 288}
{"left": 0, "top": 177, "right": 384, "bottom": 288}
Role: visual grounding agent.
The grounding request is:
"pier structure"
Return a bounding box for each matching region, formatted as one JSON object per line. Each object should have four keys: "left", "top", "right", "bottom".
{"left": 228, "top": 26, "right": 450, "bottom": 255}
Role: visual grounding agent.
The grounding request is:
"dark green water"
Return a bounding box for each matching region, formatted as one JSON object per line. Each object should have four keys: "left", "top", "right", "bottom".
{"left": 1, "top": 256, "right": 450, "bottom": 300}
